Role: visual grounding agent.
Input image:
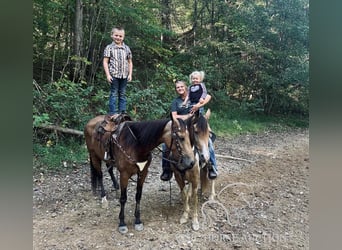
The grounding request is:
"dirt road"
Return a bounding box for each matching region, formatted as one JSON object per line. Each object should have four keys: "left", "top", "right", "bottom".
{"left": 33, "top": 128, "right": 309, "bottom": 249}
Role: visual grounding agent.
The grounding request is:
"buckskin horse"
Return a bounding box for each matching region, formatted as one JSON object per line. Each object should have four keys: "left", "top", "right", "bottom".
{"left": 84, "top": 115, "right": 195, "bottom": 234}
{"left": 171, "top": 109, "right": 215, "bottom": 231}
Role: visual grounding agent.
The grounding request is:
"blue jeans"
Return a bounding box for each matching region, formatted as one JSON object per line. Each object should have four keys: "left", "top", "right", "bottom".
{"left": 109, "top": 77, "right": 127, "bottom": 115}
{"left": 209, "top": 138, "right": 218, "bottom": 174}
{"left": 161, "top": 143, "right": 170, "bottom": 170}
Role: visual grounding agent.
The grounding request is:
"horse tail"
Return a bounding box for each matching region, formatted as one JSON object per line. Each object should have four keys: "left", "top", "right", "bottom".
{"left": 200, "top": 166, "right": 209, "bottom": 193}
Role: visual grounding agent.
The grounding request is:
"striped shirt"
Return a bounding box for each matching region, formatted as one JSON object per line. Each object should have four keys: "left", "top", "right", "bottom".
{"left": 103, "top": 42, "right": 132, "bottom": 78}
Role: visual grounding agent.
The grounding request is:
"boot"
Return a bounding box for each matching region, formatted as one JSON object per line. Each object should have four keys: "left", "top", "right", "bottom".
{"left": 160, "top": 161, "right": 173, "bottom": 181}
{"left": 160, "top": 169, "right": 172, "bottom": 181}
{"left": 207, "top": 162, "right": 217, "bottom": 180}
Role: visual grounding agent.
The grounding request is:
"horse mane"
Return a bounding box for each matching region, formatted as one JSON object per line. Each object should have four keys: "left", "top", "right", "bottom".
{"left": 187, "top": 113, "right": 208, "bottom": 146}
{"left": 196, "top": 114, "right": 208, "bottom": 134}
{"left": 119, "top": 119, "right": 170, "bottom": 148}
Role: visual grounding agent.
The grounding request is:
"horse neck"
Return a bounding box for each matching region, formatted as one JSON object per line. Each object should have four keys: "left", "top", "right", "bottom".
{"left": 121, "top": 119, "right": 170, "bottom": 153}
{"left": 160, "top": 121, "right": 173, "bottom": 148}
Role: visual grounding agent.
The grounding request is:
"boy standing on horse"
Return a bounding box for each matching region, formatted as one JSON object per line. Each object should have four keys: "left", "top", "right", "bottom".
{"left": 103, "top": 26, "right": 133, "bottom": 115}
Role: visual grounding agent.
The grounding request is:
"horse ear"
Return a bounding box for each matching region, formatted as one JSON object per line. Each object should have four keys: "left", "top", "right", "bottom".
{"left": 205, "top": 109, "right": 211, "bottom": 120}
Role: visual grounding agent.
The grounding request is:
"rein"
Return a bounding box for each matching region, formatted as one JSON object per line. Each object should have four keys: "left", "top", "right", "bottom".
{"left": 155, "top": 146, "right": 179, "bottom": 165}
{"left": 111, "top": 125, "right": 140, "bottom": 164}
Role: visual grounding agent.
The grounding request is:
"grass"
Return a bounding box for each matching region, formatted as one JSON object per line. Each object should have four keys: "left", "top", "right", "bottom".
{"left": 33, "top": 137, "right": 88, "bottom": 173}
{"left": 209, "top": 110, "right": 309, "bottom": 138}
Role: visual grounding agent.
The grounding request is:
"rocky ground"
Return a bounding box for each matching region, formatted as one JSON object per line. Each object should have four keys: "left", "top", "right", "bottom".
{"left": 33, "top": 128, "right": 309, "bottom": 250}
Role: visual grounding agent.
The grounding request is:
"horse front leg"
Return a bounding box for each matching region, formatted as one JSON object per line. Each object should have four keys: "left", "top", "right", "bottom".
{"left": 180, "top": 183, "right": 191, "bottom": 225}
{"left": 118, "top": 175, "right": 128, "bottom": 234}
{"left": 107, "top": 163, "right": 120, "bottom": 190}
{"left": 209, "top": 180, "right": 216, "bottom": 201}
{"left": 134, "top": 169, "right": 148, "bottom": 231}
{"left": 191, "top": 182, "right": 200, "bottom": 231}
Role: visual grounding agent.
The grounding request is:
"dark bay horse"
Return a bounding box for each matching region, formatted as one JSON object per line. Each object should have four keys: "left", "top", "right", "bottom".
{"left": 84, "top": 114, "right": 132, "bottom": 207}
{"left": 85, "top": 115, "right": 195, "bottom": 234}
{"left": 172, "top": 109, "right": 214, "bottom": 231}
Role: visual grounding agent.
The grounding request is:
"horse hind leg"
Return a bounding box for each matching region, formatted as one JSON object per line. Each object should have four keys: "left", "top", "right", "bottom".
{"left": 90, "top": 157, "right": 108, "bottom": 208}
{"left": 90, "top": 158, "right": 99, "bottom": 195}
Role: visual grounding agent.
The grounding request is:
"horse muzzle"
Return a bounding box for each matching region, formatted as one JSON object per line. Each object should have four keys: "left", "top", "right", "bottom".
{"left": 178, "top": 156, "right": 195, "bottom": 171}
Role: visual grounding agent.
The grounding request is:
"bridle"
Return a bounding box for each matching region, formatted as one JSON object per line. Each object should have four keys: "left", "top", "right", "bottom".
{"left": 168, "top": 120, "right": 188, "bottom": 167}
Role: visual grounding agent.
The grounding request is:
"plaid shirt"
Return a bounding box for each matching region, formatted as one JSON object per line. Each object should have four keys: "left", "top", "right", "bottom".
{"left": 103, "top": 42, "right": 132, "bottom": 78}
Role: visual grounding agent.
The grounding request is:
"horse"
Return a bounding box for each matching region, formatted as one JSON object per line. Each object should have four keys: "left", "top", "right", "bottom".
{"left": 171, "top": 109, "right": 215, "bottom": 231}
{"left": 84, "top": 113, "right": 132, "bottom": 207}
{"left": 85, "top": 115, "right": 195, "bottom": 234}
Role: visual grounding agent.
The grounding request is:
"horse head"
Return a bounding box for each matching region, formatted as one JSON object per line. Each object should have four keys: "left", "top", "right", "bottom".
{"left": 188, "top": 109, "right": 211, "bottom": 166}
{"left": 170, "top": 116, "right": 195, "bottom": 172}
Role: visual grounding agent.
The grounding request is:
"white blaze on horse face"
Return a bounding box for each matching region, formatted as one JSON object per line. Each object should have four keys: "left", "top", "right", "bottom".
{"left": 200, "top": 140, "right": 210, "bottom": 162}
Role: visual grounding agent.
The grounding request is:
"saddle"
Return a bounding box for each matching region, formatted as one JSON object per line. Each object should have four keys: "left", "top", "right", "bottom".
{"left": 94, "top": 113, "right": 132, "bottom": 158}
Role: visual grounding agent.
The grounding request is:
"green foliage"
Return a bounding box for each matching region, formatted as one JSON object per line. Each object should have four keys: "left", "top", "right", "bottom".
{"left": 126, "top": 64, "right": 183, "bottom": 120}
{"left": 33, "top": 138, "right": 88, "bottom": 172}
{"left": 33, "top": 80, "right": 94, "bottom": 130}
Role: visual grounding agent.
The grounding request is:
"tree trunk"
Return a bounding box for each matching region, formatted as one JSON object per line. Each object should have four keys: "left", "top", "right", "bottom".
{"left": 35, "top": 125, "right": 84, "bottom": 136}
{"left": 73, "top": 0, "right": 83, "bottom": 82}
{"left": 161, "top": 0, "right": 172, "bottom": 45}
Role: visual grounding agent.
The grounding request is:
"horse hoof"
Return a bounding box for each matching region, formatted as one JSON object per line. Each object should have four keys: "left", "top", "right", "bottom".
{"left": 192, "top": 221, "right": 200, "bottom": 231}
{"left": 101, "top": 196, "right": 108, "bottom": 209}
{"left": 209, "top": 194, "right": 215, "bottom": 201}
{"left": 180, "top": 215, "right": 188, "bottom": 224}
{"left": 118, "top": 226, "right": 128, "bottom": 234}
{"left": 134, "top": 223, "right": 144, "bottom": 231}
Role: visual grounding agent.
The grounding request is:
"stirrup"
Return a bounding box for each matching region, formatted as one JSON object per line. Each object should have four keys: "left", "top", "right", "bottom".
{"left": 104, "top": 151, "right": 110, "bottom": 160}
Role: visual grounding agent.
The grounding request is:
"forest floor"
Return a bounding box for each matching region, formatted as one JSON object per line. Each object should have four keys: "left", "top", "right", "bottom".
{"left": 33, "top": 128, "right": 309, "bottom": 250}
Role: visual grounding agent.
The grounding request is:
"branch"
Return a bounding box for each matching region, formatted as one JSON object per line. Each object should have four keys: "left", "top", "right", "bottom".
{"left": 215, "top": 154, "right": 254, "bottom": 163}
{"left": 35, "top": 125, "right": 84, "bottom": 136}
